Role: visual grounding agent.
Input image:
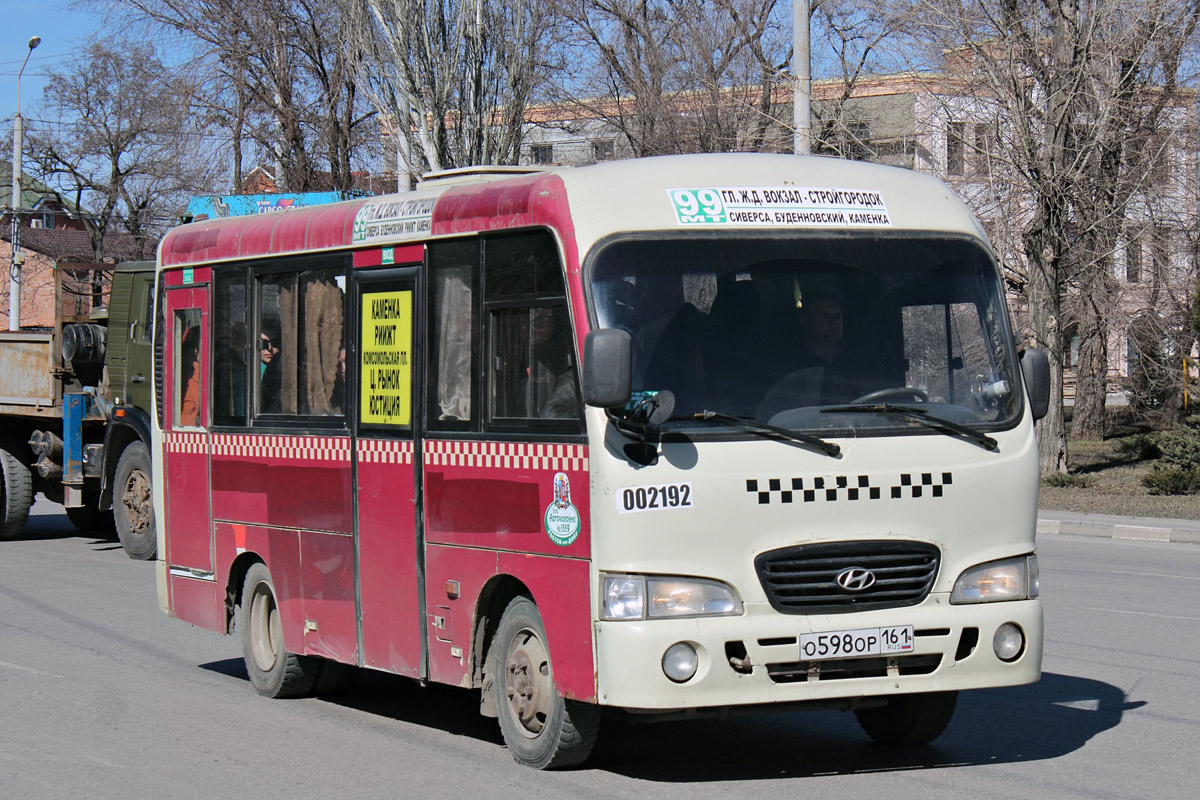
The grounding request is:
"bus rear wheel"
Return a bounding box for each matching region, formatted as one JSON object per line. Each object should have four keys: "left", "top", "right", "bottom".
{"left": 240, "top": 563, "right": 319, "bottom": 698}
{"left": 113, "top": 442, "right": 156, "bottom": 560}
{"left": 854, "top": 691, "right": 958, "bottom": 745}
{"left": 491, "top": 596, "right": 600, "bottom": 769}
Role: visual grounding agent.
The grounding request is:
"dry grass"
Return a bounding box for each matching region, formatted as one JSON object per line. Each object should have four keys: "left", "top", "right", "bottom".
{"left": 1039, "top": 439, "right": 1200, "bottom": 520}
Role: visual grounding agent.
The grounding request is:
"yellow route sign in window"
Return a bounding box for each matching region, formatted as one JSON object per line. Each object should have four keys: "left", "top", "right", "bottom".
{"left": 361, "top": 290, "right": 412, "bottom": 425}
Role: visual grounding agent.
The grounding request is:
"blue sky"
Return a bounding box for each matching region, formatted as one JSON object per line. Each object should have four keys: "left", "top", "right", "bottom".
{"left": 2, "top": 1, "right": 101, "bottom": 130}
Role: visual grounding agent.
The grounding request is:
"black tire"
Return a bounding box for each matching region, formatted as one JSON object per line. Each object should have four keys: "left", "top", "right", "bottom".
{"left": 855, "top": 691, "right": 958, "bottom": 745}
{"left": 66, "top": 495, "right": 116, "bottom": 533}
{"left": 239, "top": 563, "right": 320, "bottom": 698}
{"left": 113, "top": 442, "right": 156, "bottom": 560}
{"left": 491, "top": 596, "right": 600, "bottom": 769}
{"left": 0, "top": 446, "right": 33, "bottom": 540}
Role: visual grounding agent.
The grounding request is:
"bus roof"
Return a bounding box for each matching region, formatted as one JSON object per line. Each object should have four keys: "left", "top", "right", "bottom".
{"left": 157, "top": 154, "right": 984, "bottom": 269}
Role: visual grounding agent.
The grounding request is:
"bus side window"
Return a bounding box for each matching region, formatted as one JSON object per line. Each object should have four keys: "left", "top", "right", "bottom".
{"left": 255, "top": 267, "right": 346, "bottom": 418}
{"left": 175, "top": 309, "right": 202, "bottom": 428}
{"left": 427, "top": 240, "right": 480, "bottom": 430}
{"left": 483, "top": 231, "right": 581, "bottom": 426}
{"left": 213, "top": 271, "right": 248, "bottom": 426}
{"left": 490, "top": 304, "right": 578, "bottom": 420}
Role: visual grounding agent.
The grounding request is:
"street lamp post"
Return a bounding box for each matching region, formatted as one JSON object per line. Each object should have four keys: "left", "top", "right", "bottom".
{"left": 793, "top": 1, "right": 811, "bottom": 156}
{"left": 10, "top": 35, "right": 41, "bottom": 331}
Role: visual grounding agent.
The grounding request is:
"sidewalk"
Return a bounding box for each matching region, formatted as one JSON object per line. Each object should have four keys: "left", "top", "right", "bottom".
{"left": 1038, "top": 509, "right": 1200, "bottom": 544}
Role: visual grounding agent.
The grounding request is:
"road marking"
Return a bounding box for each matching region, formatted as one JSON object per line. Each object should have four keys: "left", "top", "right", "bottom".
{"left": 1105, "top": 569, "right": 1200, "bottom": 582}
{"left": 1083, "top": 607, "right": 1200, "bottom": 622}
{"left": 0, "top": 659, "right": 63, "bottom": 677}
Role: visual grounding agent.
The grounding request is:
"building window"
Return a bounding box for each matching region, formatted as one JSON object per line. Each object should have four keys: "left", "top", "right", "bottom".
{"left": 1126, "top": 233, "right": 1142, "bottom": 283}
{"left": 592, "top": 140, "right": 615, "bottom": 162}
{"left": 1152, "top": 226, "right": 1171, "bottom": 285}
{"left": 531, "top": 144, "right": 554, "bottom": 164}
{"left": 973, "top": 122, "right": 997, "bottom": 174}
{"left": 845, "top": 122, "right": 871, "bottom": 161}
{"left": 946, "top": 121, "right": 966, "bottom": 176}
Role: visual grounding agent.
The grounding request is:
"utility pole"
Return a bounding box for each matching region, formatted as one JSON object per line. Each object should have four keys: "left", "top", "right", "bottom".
{"left": 10, "top": 35, "right": 42, "bottom": 331}
{"left": 793, "top": 1, "right": 811, "bottom": 155}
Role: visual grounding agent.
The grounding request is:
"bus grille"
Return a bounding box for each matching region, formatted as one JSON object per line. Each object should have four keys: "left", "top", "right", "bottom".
{"left": 754, "top": 541, "right": 940, "bottom": 614}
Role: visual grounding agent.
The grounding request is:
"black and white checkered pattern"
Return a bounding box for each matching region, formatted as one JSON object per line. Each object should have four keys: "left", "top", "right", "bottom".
{"left": 746, "top": 472, "right": 952, "bottom": 504}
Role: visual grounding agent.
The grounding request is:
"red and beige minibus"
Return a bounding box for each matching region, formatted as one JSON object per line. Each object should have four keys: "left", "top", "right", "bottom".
{"left": 153, "top": 154, "right": 1049, "bottom": 768}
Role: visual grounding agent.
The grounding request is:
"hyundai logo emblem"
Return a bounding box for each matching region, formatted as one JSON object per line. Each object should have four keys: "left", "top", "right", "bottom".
{"left": 836, "top": 567, "right": 877, "bottom": 592}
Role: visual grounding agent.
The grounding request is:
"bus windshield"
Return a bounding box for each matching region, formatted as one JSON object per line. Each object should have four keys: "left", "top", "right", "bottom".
{"left": 590, "top": 234, "right": 1022, "bottom": 435}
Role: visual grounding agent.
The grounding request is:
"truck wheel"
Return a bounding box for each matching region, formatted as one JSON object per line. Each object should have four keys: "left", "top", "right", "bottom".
{"left": 854, "top": 691, "right": 958, "bottom": 745}
{"left": 491, "top": 596, "right": 600, "bottom": 769}
{"left": 240, "top": 563, "right": 319, "bottom": 698}
{"left": 113, "top": 442, "right": 156, "bottom": 560}
{"left": 0, "top": 446, "right": 33, "bottom": 540}
{"left": 66, "top": 493, "right": 115, "bottom": 533}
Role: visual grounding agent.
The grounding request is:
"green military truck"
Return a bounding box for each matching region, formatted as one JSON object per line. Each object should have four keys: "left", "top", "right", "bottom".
{"left": 0, "top": 261, "right": 156, "bottom": 558}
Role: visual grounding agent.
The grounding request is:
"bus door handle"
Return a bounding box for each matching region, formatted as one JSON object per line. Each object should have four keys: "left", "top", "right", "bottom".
{"left": 131, "top": 374, "right": 145, "bottom": 383}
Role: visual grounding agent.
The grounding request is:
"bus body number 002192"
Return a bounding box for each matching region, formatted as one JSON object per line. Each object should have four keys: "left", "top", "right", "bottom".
{"left": 616, "top": 482, "right": 693, "bottom": 514}
{"left": 799, "top": 625, "right": 914, "bottom": 660}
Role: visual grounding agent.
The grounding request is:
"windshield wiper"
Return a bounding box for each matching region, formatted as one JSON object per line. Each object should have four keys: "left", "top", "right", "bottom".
{"left": 682, "top": 411, "right": 841, "bottom": 457}
{"left": 821, "top": 404, "right": 999, "bottom": 452}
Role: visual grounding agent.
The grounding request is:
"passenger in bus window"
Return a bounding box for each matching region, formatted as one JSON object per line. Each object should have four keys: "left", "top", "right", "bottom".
{"left": 259, "top": 320, "right": 283, "bottom": 414}
{"left": 528, "top": 307, "right": 580, "bottom": 419}
{"left": 179, "top": 323, "right": 201, "bottom": 426}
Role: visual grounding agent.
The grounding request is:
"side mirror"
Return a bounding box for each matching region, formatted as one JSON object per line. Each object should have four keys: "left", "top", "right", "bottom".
{"left": 582, "top": 329, "right": 632, "bottom": 409}
{"left": 1020, "top": 347, "right": 1050, "bottom": 421}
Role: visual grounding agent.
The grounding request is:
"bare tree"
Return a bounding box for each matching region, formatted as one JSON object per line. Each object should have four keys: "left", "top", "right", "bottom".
{"left": 26, "top": 39, "right": 220, "bottom": 259}
{"left": 554, "top": 0, "right": 787, "bottom": 156}
{"left": 907, "top": 0, "right": 1200, "bottom": 471}
{"left": 102, "top": 0, "right": 375, "bottom": 192}
{"left": 346, "top": 0, "right": 557, "bottom": 180}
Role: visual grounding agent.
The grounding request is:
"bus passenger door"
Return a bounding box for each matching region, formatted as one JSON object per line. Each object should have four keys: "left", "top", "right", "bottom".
{"left": 162, "top": 282, "right": 218, "bottom": 629}
{"left": 354, "top": 271, "right": 422, "bottom": 677}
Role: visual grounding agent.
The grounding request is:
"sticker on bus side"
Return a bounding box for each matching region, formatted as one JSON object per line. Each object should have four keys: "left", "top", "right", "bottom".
{"left": 352, "top": 197, "right": 436, "bottom": 243}
{"left": 545, "top": 472, "right": 581, "bottom": 546}
{"left": 667, "top": 187, "right": 892, "bottom": 228}
{"left": 616, "top": 482, "right": 694, "bottom": 514}
{"left": 360, "top": 290, "right": 413, "bottom": 425}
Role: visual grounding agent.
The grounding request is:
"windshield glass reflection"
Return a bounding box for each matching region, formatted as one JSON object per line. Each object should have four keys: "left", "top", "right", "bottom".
{"left": 590, "top": 234, "right": 1021, "bottom": 435}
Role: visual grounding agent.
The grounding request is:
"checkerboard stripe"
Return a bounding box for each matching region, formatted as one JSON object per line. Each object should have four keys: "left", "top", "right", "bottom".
{"left": 423, "top": 440, "right": 588, "bottom": 472}
{"left": 356, "top": 438, "right": 415, "bottom": 465}
{"left": 164, "top": 431, "right": 207, "bottom": 454}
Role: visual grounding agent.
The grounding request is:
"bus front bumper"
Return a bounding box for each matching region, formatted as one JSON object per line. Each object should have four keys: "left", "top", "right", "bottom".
{"left": 592, "top": 596, "right": 1042, "bottom": 710}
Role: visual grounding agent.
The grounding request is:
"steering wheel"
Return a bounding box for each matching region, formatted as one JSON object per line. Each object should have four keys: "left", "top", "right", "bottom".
{"left": 850, "top": 386, "right": 929, "bottom": 404}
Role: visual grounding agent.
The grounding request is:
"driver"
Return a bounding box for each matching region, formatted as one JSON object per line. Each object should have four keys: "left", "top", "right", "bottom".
{"left": 757, "top": 288, "right": 850, "bottom": 419}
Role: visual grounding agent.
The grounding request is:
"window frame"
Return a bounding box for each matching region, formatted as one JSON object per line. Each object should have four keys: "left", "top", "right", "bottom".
{"left": 210, "top": 253, "right": 351, "bottom": 432}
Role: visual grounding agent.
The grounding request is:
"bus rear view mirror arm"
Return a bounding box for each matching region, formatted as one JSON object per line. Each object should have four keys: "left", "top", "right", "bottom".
{"left": 582, "top": 329, "right": 632, "bottom": 409}
{"left": 1020, "top": 348, "right": 1050, "bottom": 421}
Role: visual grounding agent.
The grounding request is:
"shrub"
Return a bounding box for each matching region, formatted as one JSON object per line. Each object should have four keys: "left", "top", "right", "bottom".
{"left": 1113, "top": 433, "right": 1162, "bottom": 461}
{"left": 1142, "top": 467, "right": 1200, "bottom": 495}
{"left": 1042, "top": 472, "right": 1094, "bottom": 489}
{"left": 1159, "top": 415, "right": 1200, "bottom": 472}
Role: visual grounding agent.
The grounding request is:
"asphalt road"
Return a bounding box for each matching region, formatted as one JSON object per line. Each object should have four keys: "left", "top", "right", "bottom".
{"left": 2, "top": 505, "right": 1198, "bottom": 799}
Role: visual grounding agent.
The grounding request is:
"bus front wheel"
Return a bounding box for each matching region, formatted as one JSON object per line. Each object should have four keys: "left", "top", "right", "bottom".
{"left": 240, "top": 563, "right": 319, "bottom": 698}
{"left": 854, "top": 690, "right": 958, "bottom": 745}
{"left": 491, "top": 596, "right": 600, "bottom": 769}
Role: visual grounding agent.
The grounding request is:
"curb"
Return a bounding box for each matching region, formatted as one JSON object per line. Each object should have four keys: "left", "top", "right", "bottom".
{"left": 1038, "top": 511, "right": 1200, "bottom": 544}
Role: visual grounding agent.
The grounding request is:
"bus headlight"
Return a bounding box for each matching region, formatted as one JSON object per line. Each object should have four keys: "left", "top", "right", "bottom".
{"left": 601, "top": 574, "right": 743, "bottom": 620}
{"left": 951, "top": 555, "right": 1039, "bottom": 604}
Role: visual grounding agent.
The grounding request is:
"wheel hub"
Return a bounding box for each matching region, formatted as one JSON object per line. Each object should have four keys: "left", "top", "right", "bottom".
{"left": 505, "top": 630, "right": 551, "bottom": 736}
{"left": 122, "top": 470, "right": 152, "bottom": 531}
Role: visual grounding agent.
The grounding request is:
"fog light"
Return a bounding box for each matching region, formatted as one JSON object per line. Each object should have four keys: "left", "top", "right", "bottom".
{"left": 662, "top": 642, "right": 699, "bottom": 683}
{"left": 993, "top": 623, "right": 1025, "bottom": 662}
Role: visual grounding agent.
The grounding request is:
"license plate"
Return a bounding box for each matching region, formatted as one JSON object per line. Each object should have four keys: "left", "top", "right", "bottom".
{"left": 800, "top": 625, "right": 914, "bottom": 660}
